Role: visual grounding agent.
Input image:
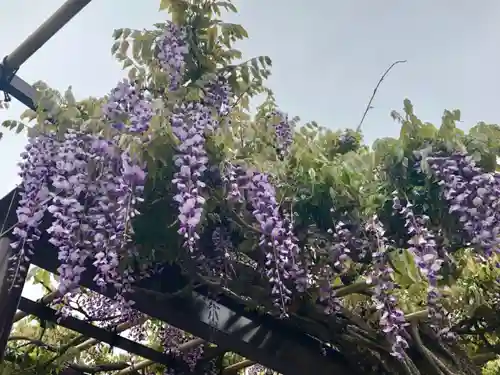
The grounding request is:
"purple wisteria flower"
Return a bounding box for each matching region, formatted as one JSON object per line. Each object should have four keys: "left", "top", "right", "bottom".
{"left": 223, "top": 162, "right": 250, "bottom": 204}
{"left": 317, "top": 265, "right": 341, "bottom": 315}
{"left": 426, "top": 153, "right": 500, "bottom": 261}
{"left": 222, "top": 164, "right": 307, "bottom": 314}
{"left": 268, "top": 110, "right": 293, "bottom": 158}
{"left": 211, "top": 227, "right": 233, "bottom": 278}
{"left": 10, "top": 133, "right": 60, "bottom": 288}
{"left": 102, "top": 79, "right": 153, "bottom": 134}
{"left": 157, "top": 21, "right": 189, "bottom": 91}
{"left": 365, "top": 216, "right": 408, "bottom": 359}
{"left": 204, "top": 76, "right": 231, "bottom": 117}
{"left": 12, "top": 123, "right": 147, "bottom": 317}
{"left": 247, "top": 172, "right": 297, "bottom": 315}
{"left": 171, "top": 102, "right": 217, "bottom": 257}
{"left": 160, "top": 324, "right": 203, "bottom": 372}
{"left": 392, "top": 193, "right": 452, "bottom": 337}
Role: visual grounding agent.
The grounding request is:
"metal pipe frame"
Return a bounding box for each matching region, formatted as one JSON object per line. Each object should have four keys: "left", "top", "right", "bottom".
{"left": 4, "top": 0, "right": 93, "bottom": 71}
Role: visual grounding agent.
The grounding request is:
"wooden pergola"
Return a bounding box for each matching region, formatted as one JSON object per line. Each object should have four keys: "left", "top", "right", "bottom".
{"left": 0, "top": 1, "right": 358, "bottom": 374}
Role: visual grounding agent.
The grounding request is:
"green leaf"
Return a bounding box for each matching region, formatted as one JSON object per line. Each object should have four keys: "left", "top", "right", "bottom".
{"left": 15, "top": 123, "right": 24, "bottom": 134}
{"left": 389, "top": 249, "right": 421, "bottom": 286}
{"left": 64, "top": 86, "right": 76, "bottom": 106}
{"left": 119, "top": 40, "right": 130, "bottom": 56}
{"left": 121, "top": 28, "right": 132, "bottom": 39}
{"left": 112, "top": 28, "right": 123, "bottom": 39}
{"left": 123, "top": 58, "right": 134, "bottom": 69}
{"left": 111, "top": 41, "right": 120, "bottom": 55}
{"left": 240, "top": 65, "right": 249, "bottom": 84}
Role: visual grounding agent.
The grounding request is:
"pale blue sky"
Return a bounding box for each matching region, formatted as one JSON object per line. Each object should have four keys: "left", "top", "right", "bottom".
{"left": 1, "top": 0, "right": 500, "bottom": 200}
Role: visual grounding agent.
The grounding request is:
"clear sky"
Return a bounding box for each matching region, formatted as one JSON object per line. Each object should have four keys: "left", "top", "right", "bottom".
{"left": 1, "top": 0, "right": 500, "bottom": 200}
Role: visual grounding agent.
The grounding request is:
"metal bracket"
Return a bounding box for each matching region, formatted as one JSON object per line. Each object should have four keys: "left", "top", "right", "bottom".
{"left": 0, "top": 57, "right": 19, "bottom": 103}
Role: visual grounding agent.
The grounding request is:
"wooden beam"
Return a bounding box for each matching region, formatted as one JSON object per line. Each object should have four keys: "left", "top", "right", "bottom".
{"left": 0, "top": 236, "right": 29, "bottom": 361}
{"left": 18, "top": 297, "right": 189, "bottom": 372}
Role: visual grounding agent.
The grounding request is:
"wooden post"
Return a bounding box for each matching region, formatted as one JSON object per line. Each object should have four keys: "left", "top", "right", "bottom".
{"left": 0, "top": 237, "right": 29, "bottom": 361}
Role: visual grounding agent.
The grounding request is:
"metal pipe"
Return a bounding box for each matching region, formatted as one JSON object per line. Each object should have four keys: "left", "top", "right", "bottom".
{"left": 4, "top": 0, "right": 93, "bottom": 70}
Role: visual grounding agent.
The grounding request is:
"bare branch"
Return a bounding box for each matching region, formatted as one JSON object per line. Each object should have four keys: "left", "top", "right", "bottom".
{"left": 356, "top": 60, "right": 407, "bottom": 132}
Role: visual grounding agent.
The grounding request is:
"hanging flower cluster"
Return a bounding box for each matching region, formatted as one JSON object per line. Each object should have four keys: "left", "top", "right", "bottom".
{"left": 157, "top": 21, "right": 233, "bottom": 259}
{"left": 102, "top": 79, "right": 153, "bottom": 134}
{"left": 268, "top": 110, "right": 293, "bottom": 158}
{"left": 222, "top": 163, "right": 306, "bottom": 315}
{"left": 171, "top": 101, "right": 218, "bottom": 258}
{"left": 211, "top": 226, "right": 234, "bottom": 279}
{"left": 315, "top": 219, "right": 356, "bottom": 315}
{"left": 223, "top": 162, "right": 249, "bottom": 204}
{"left": 426, "top": 153, "right": 500, "bottom": 259}
{"left": 328, "top": 220, "right": 353, "bottom": 273}
{"left": 365, "top": 216, "right": 408, "bottom": 359}
{"left": 12, "top": 75, "right": 150, "bottom": 308}
{"left": 10, "top": 134, "right": 59, "bottom": 288}
{"left": 160, "top": 324, "right": 204, "bottom": 372}
{"left": 204, "top": 75, "right": 231, "bottom": 117}
{"left": 247, "top": 172, "right": 299, "bottom": 316}
{"left": 45, "top": 130, "right": 145, "bottom": 298}
{"left": 392, "top": 193, "right": 451, "bottom": 336}
{"left": 283, "top": 212, "right": 308, "bottom": 293}
{"left": 317, "top": 264, "right": 341, "bottom": 315}
{"left": 157, "top": 21, "right": 189, "bottom": 91}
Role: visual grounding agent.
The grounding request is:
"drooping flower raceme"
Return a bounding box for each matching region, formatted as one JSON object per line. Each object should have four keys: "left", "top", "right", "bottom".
{"left": 102, "top": 79, "right": 153, "bottom": 134}
{"left": 328, "top": 220, "right": 353, "bottom": 273}
{"left": 317, "top": 264, "right": 341, "bottom": 315}
{"left": 223, "top": 164, "right": 306, "bottom": 314}
{"left": 392, "top": 193, "right": 451, "bottom": 336}
{"left": 157, "top": 21, "right": 189, "bottom": 91}
{"left": 268, "top": 110, "right": 292, "bottom": 158}
{"left": 425, "top": 153, "right": 500, "bottom": 259}
{"left": 365, "top": 216, "right": 408, "bottom": 359}
{"left": 223, "top": 162, "right": 249, "bottom": 204}
{"left": 316, "top": 219, "right": 356, "bottom": 315}
{"left": 283, "top": 211, "right": 308, "bottom": 293}
{"left": 10, "top": 133, "right": 60, "bottom": 289}
{"left": 211, "top": 226, "right": 234, "bottom": 279}
{"left": 247, "top": 172, "right": 294, "bottom": 316}
{"left": 171, "top": 102, "right": 217, "bottom": 257}
{"left": 160, "top": 324, "right": 204, "bottom": 372}
{"left": 46, "top": 130, "right": 96, "bottom": 296}
{"left": 204, "top": 76, "right": 231, "bottom": 117}
{"left": 14, "top": 124, "right": 147, "bottom": 311}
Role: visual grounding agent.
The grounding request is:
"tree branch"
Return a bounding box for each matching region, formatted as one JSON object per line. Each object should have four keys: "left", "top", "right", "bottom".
{"left": 356, "top": 59, "right": 407, "bottom": 131}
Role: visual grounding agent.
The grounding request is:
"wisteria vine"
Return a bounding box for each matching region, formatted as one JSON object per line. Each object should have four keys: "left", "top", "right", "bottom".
{"left": 8, "top": 13, "right": 500, "bottom": 375}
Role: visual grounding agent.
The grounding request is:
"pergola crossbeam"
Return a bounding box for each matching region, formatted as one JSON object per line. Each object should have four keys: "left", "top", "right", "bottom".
{"left": 18, "top": 297, "right": 186, "bottom": 371}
